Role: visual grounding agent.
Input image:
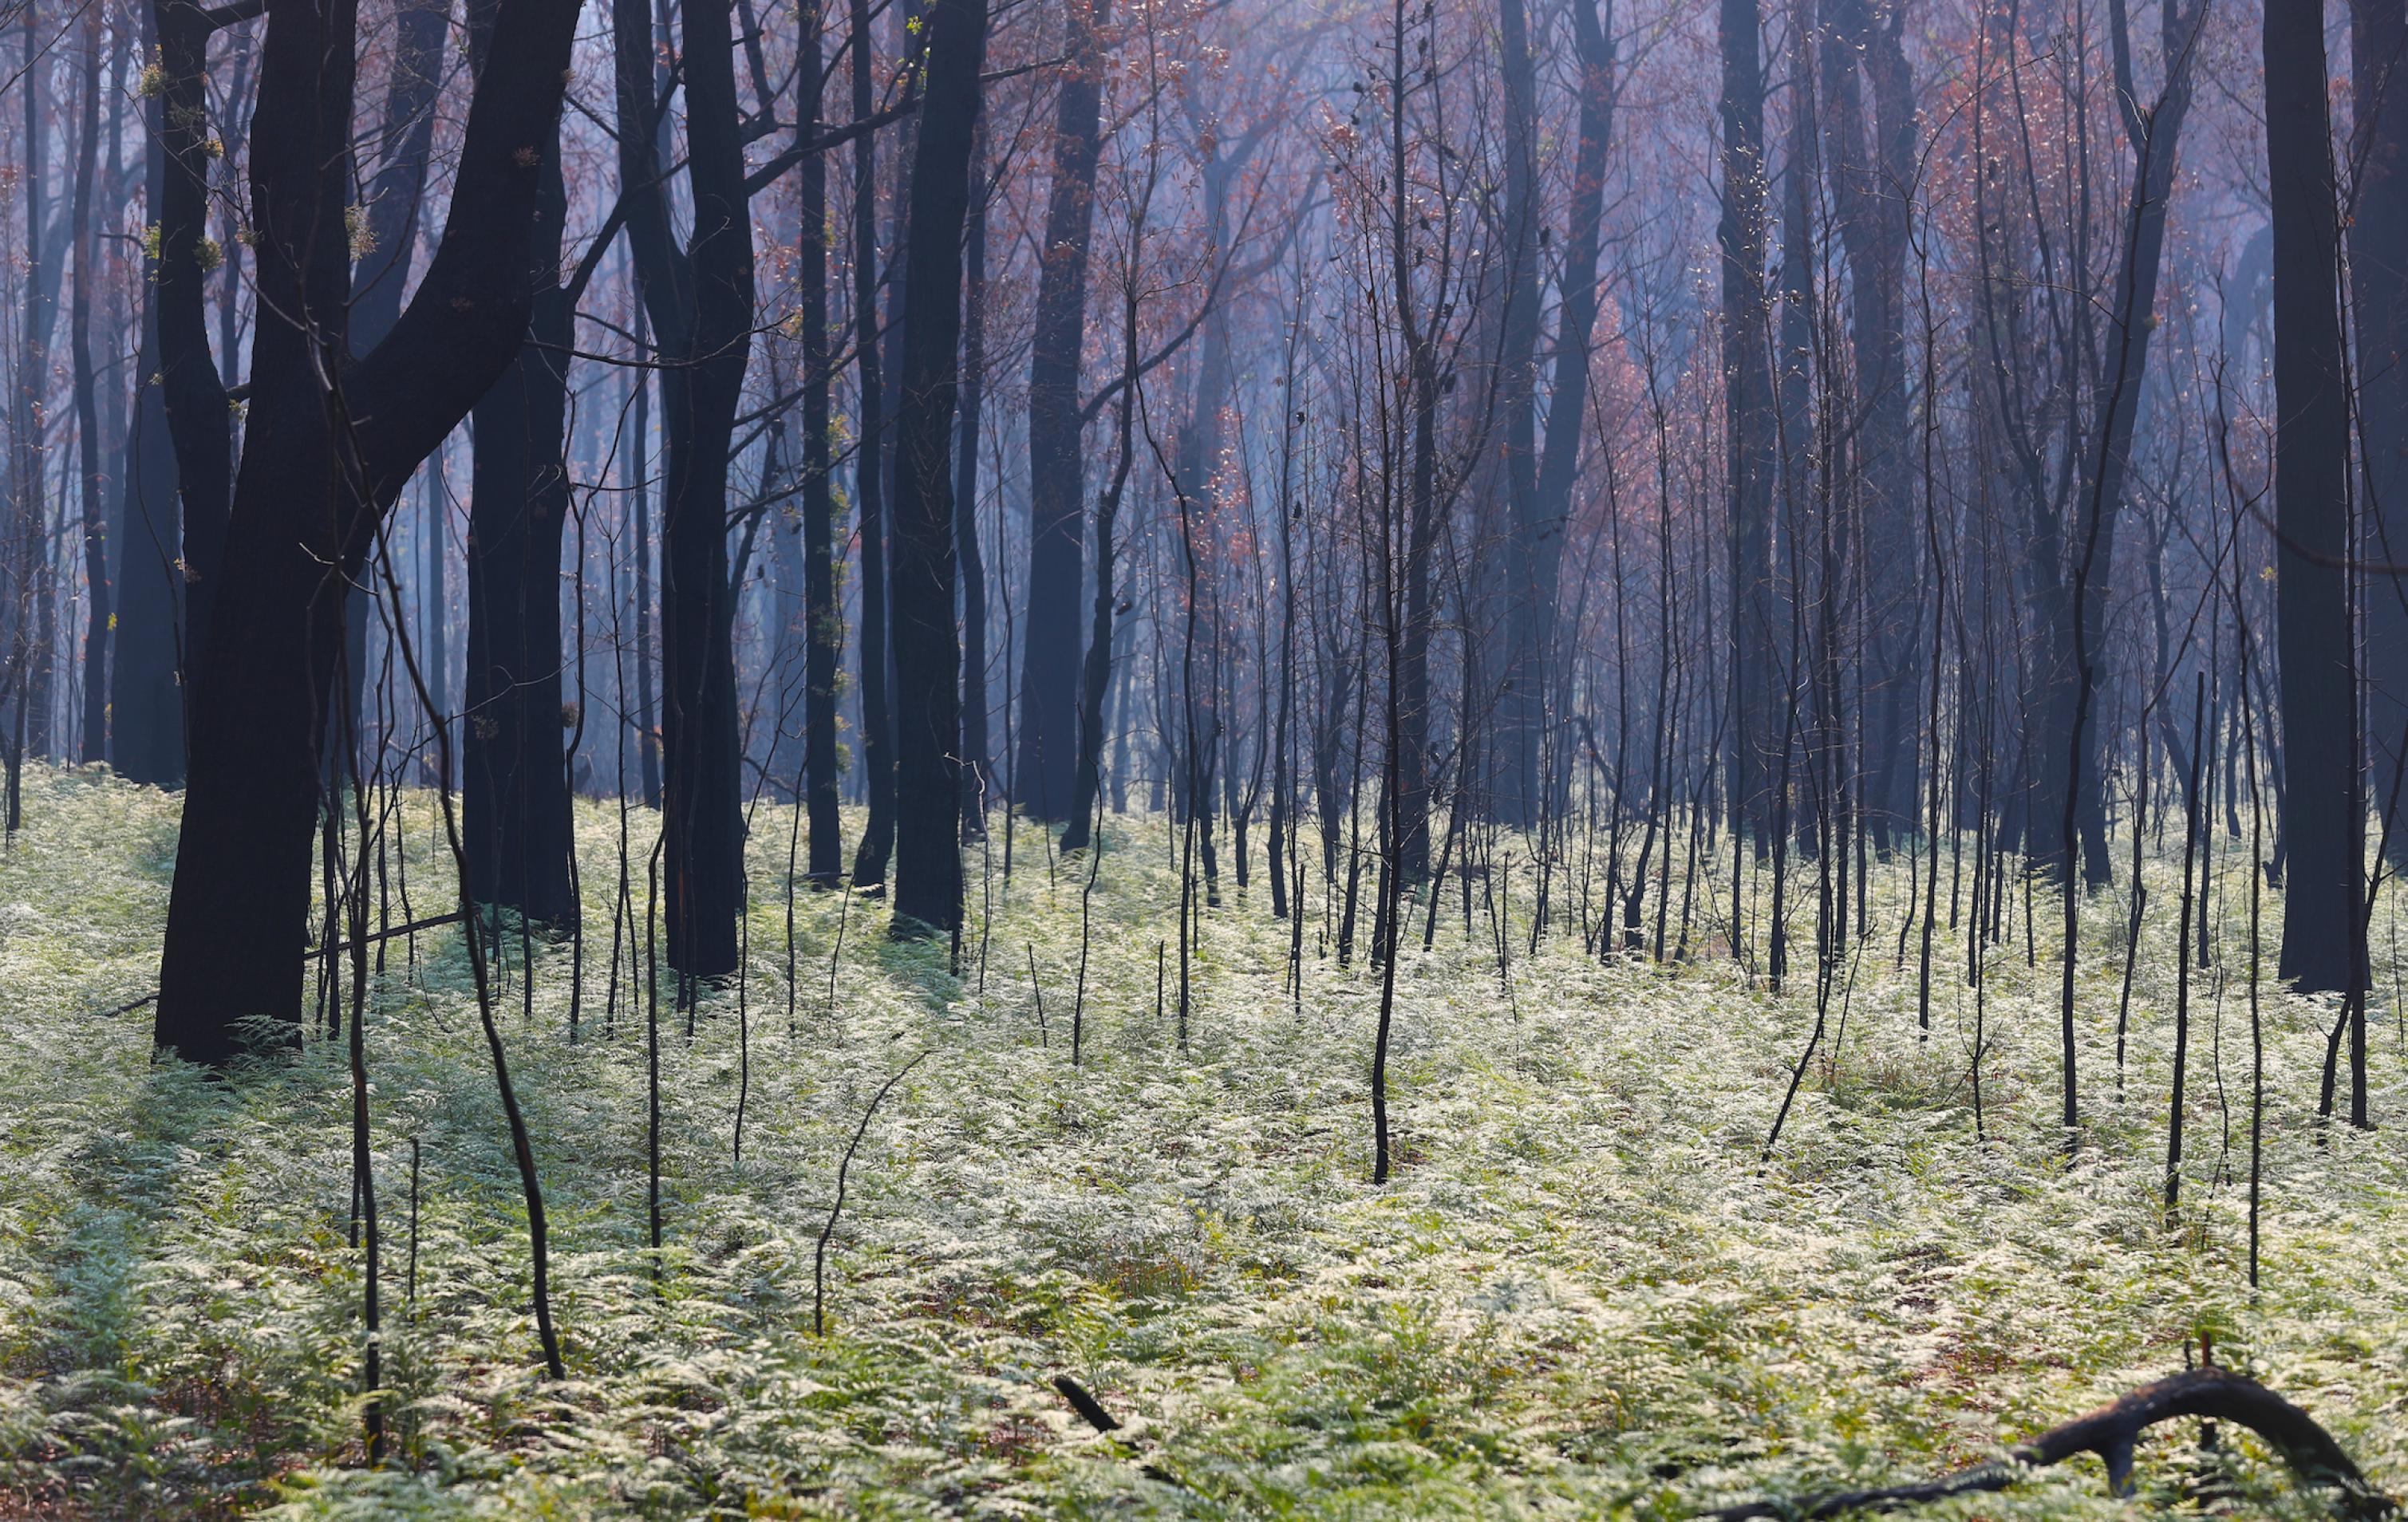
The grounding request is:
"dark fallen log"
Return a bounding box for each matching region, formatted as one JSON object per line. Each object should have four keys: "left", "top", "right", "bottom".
{"left": 1704, "top": 1368, "right": 2397, "bottom": 1520}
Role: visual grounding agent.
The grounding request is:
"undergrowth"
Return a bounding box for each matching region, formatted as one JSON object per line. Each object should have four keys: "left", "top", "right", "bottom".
{"left": 0, "top": 763, "right": 2401, "bottom": 1518}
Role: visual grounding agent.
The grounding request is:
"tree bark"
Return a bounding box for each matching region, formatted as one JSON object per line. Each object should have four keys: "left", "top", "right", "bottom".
{"left": 614, "top": 0, "right": 754, "bottom": 976}
{"left": 847, "top": 0, "right": 898, "bottom": 887}
{"left": 152, "top": 0, "right": 585, "bottom": 1063}
{"left": 112, "top": 0, "right": 192, "bottom": 789}
{"left": 2266, "top": 0, "right": 2364, "bottom": 996}
{"left": 1492, "top": 0, "right": 1544, "bottom": 829}
{"left": 956, "top": 128, "right": 993, "bottom": 837}
{"left": 463, "top": 0, "right": 574, "bottom": 926}
{"left": 1537, "top": 0, "right": 1616, "bottom": 831}
{"left": 2355, "top": 0, "right": 2408, "bottom": 867}
{"left": 889, "top": 0, "right": 988, "bottom": 936}
{"left": 797, "top": 12, "right": 843, "bottom": 884}
{"left": 1819, "top": 0, "right": 1917, "bottom": 842}
{"left": 1015, "top": 0, "right": 1111, "bottom": 825}
{"left": 336, "top": 0, "right": 450, "bottom": 769}
{"left": 1719, "top": 0, "right": 1776, "bottom": 850}
{"left": 69, "top": 14, "right": 107, "bottom": 765}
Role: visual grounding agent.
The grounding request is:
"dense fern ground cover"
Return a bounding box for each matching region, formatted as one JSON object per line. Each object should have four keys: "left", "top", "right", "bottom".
{"left": 0, "top": 766, "right": 2402, "bottom": 1519}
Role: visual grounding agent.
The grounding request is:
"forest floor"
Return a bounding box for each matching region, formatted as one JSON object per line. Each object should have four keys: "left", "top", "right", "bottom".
{"left": 0, "top": 764, "right": 2403, "bottom": 1519}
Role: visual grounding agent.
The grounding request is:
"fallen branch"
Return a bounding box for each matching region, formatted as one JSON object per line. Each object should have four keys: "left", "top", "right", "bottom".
{"left": 1703, "top": 1369, "right": 2397, "bottom": 1520}
{"left": 326, "top": 910, "right": 468, "bottom": 955}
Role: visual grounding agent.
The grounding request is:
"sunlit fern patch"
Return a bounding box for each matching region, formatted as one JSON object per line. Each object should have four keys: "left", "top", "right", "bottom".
{"left": 0, "top": 766, "right": 2399, "bottom": 1519}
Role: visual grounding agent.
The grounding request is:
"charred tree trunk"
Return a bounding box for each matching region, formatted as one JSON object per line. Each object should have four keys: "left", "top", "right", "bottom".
{"left": 1719, "top": 0, "right": 1776, "bottom": 850}
{"left": 1774, "top": 0, "right": 1816, "bottom": 869}
{"left": 1060, "top": 277, "right": 1143, "bottom": 858}
{"left": 338, "top": 0, "right": 448, "bottom": 764}
{"left": 1711, "top": 1368, "right": 2395, "bottom": 1522}
{"left": 148, "top": 0, "right": 232, "bottom": 720}
{"left": 69, "top": 15, "right": 106, "bottom": 765}
{"left": 2265, "top": 0, "right": 2365, "bottom": 999}
{"left": 888, "top": 0, "right": 987, "bottom": 936}
{"left": 956, "top": 127, "right": 992, "bottom": 837}
{"left": 1015, "top": 0, "right": 1109, "bottom": 826}
{"left": 2355, "top": 0, "right": 2408, "bottom": 867}
{"left": 463, "top": 0, "right": 574, "bottom": 926}
{"left": 111, "top": 44, "right": 186, "bottom": 787}
{"left": 799, "top": 11, "right": 843, "bottom": 883}
{"left": 152, "top": 0, "right": 582, "bottom": 1061}
{"left": 1532, "top": 2, "right": 1615, "bottom": 838}
{"left": 1820, "top": 0, "right": 1917, "bottom": 843}
{"left": 614, "top": 0, "right": 753, "bottom": 976}
{"left": 1493, "top": 0, "right": 1543, "bottom": 830}
{"left": 848, "top": 0, "right": 898, "bottom": 888}
{"left": 7, "top": 6, "right": 65, "bottom": 812}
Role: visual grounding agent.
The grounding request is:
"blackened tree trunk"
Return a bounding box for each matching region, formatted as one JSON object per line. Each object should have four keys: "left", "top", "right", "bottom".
{"left": 895, "top": 0, "right": 987, "bottom": 939}
{"left": 1535, "top": 0, "right": 1615, "bottom": 830}
{"left": 889, "top": 0, "right": 988, "bottom": 936}
{"left": 1775, "top": 0, "right": 1816, "bottom": 872}
{"left": 767, "top": 404, "right": 807, "bottom": 800}
{"left": 463, "top": 0, "right": 574, "bottom": 926}
{"left": 152, "top": 0, "right": 583, "bottom": 1063}
{"left": 111, "top": 60, "right": 186, "bottom": 787}
{"left": 148, "top": 0, "right": 232, "bottom": 713}
{"left": 799, "top": 14, "right": 843, "bottom": 884}
{"left": 69, "top": 14, "right": 107, "bottom": 765}
{"left": 629, "top": 305, "right": 659, "bottom": 806}
{"left": 1060, "top": 270, "right": 1143, "bottom": 858}
{"left": 1388, "top": 5, "right": 1442, "bottom": 893}
{"left": 614, "top": 0, "right": 753, "bottom": 976}
{"left": 848, "top": 0, "right": 898, "bottom": 888}
{"left": 338, "top": 0, "right": 449, "bottom": 762}
{"left": 2265, "top": 0, "right": 2364, "bottom": 996}
{"left": 2032, "top": 0, "right": 2199, "bottom": 893}
{"left": 1015, "top": 0, "right": 1110, "bottom": 826}
{"left": 956, "top": 127, "right": 992, "bottom": 836}
{"left": 1820, "top": 0, "right": 1917, "bottom": 842}
{"left": 1718, "top": 0, "right": 1776, "bottom": 849}
{"left": 2355, "top": 0, "right": 2408, "bottom": 866}
{"left": 1173, "top": 298, "right": 1232, "bottom": 894}
{"left": 1493, "top": 0, "right": 1544, "bottom": 829}
{"left": 8, "top": 5, "right": 65, "bottom": 813}
{"left": 1393, "top": 301, "right": 1441, "bottom": 893}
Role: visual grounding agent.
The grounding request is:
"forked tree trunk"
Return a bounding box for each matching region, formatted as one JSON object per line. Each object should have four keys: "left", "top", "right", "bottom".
{"left": 336, "top": 0, "right": 448, "bottom": 766}
{"left": 152, "top": 0, "right": 583, "bottom": 1062}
